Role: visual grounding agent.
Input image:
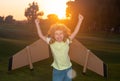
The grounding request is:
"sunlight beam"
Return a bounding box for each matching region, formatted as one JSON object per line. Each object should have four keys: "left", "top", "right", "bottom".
{"left": 37, "top": 0, "right": 69, "bottom": 19}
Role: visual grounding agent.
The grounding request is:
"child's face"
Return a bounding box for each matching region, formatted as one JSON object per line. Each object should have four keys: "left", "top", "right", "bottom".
{"left": 54, "top": 30, "right": 64, "bottom": 42}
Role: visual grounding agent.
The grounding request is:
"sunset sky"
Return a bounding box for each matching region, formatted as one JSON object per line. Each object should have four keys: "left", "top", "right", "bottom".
{"left": 0, "top": 0, "right": 74, "bottom": 20}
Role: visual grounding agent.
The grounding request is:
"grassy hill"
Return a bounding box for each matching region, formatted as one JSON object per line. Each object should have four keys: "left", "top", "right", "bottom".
{"left": 0, "top": 24, "right": 120, "bottom": 81}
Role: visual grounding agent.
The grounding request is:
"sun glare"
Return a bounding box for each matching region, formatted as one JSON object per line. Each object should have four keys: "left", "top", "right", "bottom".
{"left": 37, "top": 0, "right": 70, "bottom": 19}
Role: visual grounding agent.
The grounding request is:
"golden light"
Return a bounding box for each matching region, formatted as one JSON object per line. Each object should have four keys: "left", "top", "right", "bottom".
{"left": 37, "top": 0, "right": 70, "bottom": 19}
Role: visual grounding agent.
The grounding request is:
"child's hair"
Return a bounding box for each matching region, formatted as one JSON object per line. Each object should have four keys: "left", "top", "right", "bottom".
{"left": 48, "top": 23, "right": 71, "bottom": 44}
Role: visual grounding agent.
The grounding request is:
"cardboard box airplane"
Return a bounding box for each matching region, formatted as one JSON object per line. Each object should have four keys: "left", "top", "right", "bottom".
{"left": 8, "top": 39, "right": 107, "bottom": 77}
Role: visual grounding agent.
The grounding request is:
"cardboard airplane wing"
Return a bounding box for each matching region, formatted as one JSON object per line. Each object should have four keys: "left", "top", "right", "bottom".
{"left": 8, "top": 39, "right": 49, "bottom": 71}
{"left": 69, "top": 39, "right": 107, "bottom": 77}
{"left": 8, "top": 38, "right": 107, "bottom": 77}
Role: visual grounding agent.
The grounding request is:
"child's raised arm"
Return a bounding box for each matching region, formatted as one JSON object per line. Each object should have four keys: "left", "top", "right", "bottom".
{"left": 69, "top": 14, "right": 84, "bottom": 40}
{"left": 35, "top": 19, "right": 46, "bottom": 42}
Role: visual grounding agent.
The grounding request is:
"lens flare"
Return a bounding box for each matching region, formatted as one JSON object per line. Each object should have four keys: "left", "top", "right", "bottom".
{"left": 67, "top": 69, "right": 77, "bottom": 79}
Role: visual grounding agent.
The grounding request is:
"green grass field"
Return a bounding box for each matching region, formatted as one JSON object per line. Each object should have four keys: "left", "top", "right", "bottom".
{"left": 0, "top": 24, "right": 120, "bottom": 81}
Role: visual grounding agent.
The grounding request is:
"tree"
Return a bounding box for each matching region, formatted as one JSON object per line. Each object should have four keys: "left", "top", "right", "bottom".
{"left": 66, "top": 0, "right": 80, "bottom": 20}
{"left": 25, "top": 2, "right": 44, "bottom": 23}
{"left": 0, "top": 16, "right": 4, "bottom": 24}
{"left": 66, "top": 0, "right": 83, "bottom": 31}
{"left": 5, "top": 15, "right": 14, "bottom": 24}
{"left": 66, "top": 0, "right": 120, "bottom": 32}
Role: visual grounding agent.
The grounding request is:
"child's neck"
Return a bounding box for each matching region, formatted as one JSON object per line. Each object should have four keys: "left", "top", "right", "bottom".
{"left": 56, "top": 40, "right": 63, "bottom": 43}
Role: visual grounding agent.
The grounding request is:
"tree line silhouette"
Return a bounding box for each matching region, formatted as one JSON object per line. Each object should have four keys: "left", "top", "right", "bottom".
{"left": 66, "top": 0, "right": 120, "bottom": 33}
{"left": 0, "top": 15, "right": 15, "bottom": 24}
{"left": 0, "top": 0, "right": 120, "bottom": 33}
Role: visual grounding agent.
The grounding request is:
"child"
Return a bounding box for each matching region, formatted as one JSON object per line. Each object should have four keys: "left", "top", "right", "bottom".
{"left": 35, "top": 14, "right": 83, "bottom": 81}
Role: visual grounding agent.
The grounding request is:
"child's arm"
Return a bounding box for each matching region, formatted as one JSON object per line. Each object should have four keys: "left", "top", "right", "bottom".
{"left": 35, "top": 19, "right": 46, "bottom": 42}
{"left": 69, "top": 14, "right": 84, "bottom": 40}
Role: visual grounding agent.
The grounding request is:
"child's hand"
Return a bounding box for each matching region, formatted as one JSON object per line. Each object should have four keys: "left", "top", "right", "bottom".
{"left": 35, "top": 19, "right": 39, "bottom": 24}
{"left": 78, "top": 14, "right": 84, "bottom": 21}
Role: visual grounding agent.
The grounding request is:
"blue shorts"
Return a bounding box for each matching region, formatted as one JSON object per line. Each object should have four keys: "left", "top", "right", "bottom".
{"left": 52, "top": 67, "right": 72, "bottom": 81}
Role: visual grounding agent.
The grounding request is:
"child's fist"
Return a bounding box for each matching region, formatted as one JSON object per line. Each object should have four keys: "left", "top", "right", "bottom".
{"left": 78, "top": 14, "right": 84, "bottom": 21}
{"left": 35, "top": 19, "right": 39, "bottom": 24}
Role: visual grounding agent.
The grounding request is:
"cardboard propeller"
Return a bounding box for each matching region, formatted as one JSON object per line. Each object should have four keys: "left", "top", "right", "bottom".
{"left": 8, "top": 39, "right": 107, "bottom": 77}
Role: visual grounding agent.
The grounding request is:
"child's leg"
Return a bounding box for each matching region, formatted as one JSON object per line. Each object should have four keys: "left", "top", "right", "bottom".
{"left": 52, "top": 68, "right": 65, "bottom": 81}
{"left": 64, "top": 67, "right": 72, "bottom": 81}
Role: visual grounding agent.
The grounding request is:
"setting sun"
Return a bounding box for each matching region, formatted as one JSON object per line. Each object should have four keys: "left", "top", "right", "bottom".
{"left": 0, "top": 0, "right": 73, "bottom": 20}
{"left": 37, "top": 0, "right": 70, "bottom": 19}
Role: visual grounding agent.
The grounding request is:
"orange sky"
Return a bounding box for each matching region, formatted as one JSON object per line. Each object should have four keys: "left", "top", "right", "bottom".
{"left": 0, "top": 0, "right": 74, "bottom": 20}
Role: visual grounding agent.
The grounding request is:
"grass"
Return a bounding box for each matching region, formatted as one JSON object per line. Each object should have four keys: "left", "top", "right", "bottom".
{"left": 0, "top": 24, "right": 120, "bottom": 81}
